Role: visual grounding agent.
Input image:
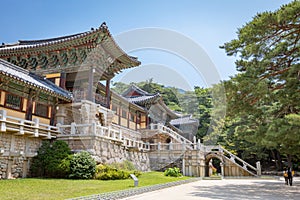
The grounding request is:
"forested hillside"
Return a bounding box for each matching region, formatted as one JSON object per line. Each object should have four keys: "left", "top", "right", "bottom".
{"left": 111, "top": 79, "right": 212, "bottom": 141}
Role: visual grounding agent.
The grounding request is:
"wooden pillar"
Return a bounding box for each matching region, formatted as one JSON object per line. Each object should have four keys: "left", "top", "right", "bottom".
{"left": 59, "top": 71, "right": 66, "bottom": 90}
{"left": 135, "top": 111, "right": 138, "bottom": 131}
{"left": 118, "top": 104, "right": 121, "bottom": 126}
{"left": 105, "top": 79, "right": 111, "bottom": 108}
{"left": 87, "top": 67, "right": 94, "bottom": 102}
{"left": 50, "top": 105, "right": 56, "bottom": 126}
{"left": 25, "top": 89, "right": 34, "bottom": 121}
{"left": 146, "top": 113, "right": 150, "bottom": 128}
{"left": 127, "top": 111, "right": 130, "bottom": 128}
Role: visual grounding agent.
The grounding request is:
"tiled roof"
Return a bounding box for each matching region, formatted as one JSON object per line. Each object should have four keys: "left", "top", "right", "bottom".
{"left": 170, "top": 115, "right": 199, "bottom": 125}
{"left": 127, "top": 94, "right": 161, "bottom": 104}
{"left": 0, "top": 23, "right": 140, "bottom": 68}
{"left": 122, "top": 84, "right": 156, "bottom": 97}
{"left": 0, "top": 59, "right": 72, "bottom": 101}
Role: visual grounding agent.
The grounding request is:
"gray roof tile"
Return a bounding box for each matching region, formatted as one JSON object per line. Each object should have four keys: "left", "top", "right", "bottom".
{"left": 0, "top": 59, "right": 72, "bottom": 101}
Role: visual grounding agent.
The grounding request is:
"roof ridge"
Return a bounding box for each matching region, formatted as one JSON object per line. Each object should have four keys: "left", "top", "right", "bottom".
{"left": 18, "top": 32, "right": 84, "bottom": 45}
{"left": 1, "top": 22, "right": 108, "bottom": 48}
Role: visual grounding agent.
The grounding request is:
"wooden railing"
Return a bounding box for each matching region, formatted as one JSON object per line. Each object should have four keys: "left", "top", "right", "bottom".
{"left": 0, "top": 110, "right": 59, "bottom": 139}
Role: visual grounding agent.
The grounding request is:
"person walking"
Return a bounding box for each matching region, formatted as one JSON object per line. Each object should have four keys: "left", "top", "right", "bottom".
{"left": 283, "top": 167, "right": 288, "bottom": 185}
{"left": 286, "top": 167, "right": 293, "bottom": 186}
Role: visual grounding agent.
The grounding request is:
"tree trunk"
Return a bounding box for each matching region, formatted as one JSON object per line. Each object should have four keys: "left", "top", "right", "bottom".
{"left": 276, "top": 150, "right": 283, "bottom": 170}
{"left": 287, "top": 154, "right": 292, "bottom": 168}
{"left": 271, "top": 150, "right": 279, "bottom": 170}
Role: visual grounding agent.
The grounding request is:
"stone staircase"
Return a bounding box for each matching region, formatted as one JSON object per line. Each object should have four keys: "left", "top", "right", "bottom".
{"left": 149, "top": 123, "right": 194, "bottom": 150}
{"left": 149, "top": 123, "right": 261, "bottom": 176}
{"left": 205, "top": 145, "right": 260, "bottom": 176}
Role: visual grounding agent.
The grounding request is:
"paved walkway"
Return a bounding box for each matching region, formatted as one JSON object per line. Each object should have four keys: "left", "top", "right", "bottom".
{"left": 120, "top": 177, "right": 300, "bottom": 200}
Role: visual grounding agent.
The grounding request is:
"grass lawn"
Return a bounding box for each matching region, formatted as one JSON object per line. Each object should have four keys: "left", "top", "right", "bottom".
{"left": 0, "top": 172, "right": 191, "bottom": 200}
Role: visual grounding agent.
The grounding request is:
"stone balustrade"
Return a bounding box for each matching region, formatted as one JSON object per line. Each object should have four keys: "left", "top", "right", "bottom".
{"left": 204, "top": 144, "right": 261, "bottom": 176}
{"left": 0, "top": 110, "right": 59, "bottom": 139}
{"left": 57, "top": 122, "right": 150, "bottom": 151}
{"left": 150, "top": 123, "right": 194, "bottom": 150}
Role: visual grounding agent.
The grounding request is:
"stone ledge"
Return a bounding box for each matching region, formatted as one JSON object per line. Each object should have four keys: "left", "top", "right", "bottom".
{"left": 69, "top": 177, "right": 202, "bottom": 200}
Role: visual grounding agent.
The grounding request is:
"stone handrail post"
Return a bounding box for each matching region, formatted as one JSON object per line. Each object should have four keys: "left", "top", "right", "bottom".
{"left": 158, "top": 142, "right": 161, "bottom": 150}
{"left": 150, "top": 123, "right": 154, "bottom": 130}
{"left": 47, "top": 126, "right": 51, "bottom": 139}
{"left": 71, "top": 122, "right": 76, "bottom": 134}
{"left": 91, "top": 122, "right": 96, "bottom": 135}
{"left": 119, "top": 129, "right": 122, "bottom": 140}
{"left": 33, "top": 118, "right": 39, "bottom": 137}
{"left": 19, "top": 120, "right": 25, "bottom": 135}
{"left": 256, "top": 161, "right": 261, "bottom": 176}
{"left": 0, "top": 110, "right": 7, "bottom": 132}
{"left": 56, "top": 123, "right": 62, "bottom": 134}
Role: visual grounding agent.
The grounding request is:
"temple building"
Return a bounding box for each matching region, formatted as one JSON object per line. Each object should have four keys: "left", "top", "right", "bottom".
{"left": 0, "top": 59, "right": 72, "bottom": 178}
{"left": 0, "top": 23, "right": 260, "bottom": 179}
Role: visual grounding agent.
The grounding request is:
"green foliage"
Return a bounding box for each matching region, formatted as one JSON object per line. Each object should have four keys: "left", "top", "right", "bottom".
{"left": 95, "top": 160, "right": 141, "bottom": 180}
{"left": 108, "top": 160, "right": 137, "bottom": 171}
{"left": 194, "top": 87, "right": 212, "bottom": 141}
{"left": 221, "top": 1, "right": 300, "bottom": 168}
{"left": 69, "top": 151, "right": 96, "bottom": 179}
{"left": 112, "top": 80, "right": 216, "bottom": 142}
{"left": 30, "top": 140, "right": 71, "bottom": 178}
{"left": 164, "top": 167, "right": 182, "bottom": 177}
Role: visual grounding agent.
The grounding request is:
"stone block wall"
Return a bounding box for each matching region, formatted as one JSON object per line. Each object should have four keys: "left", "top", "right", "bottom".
{"left": 0, "top": 133, "right": 42, "bottom": 179}
{"left": 58, "top": 135, "right": 150, "bottom": 172}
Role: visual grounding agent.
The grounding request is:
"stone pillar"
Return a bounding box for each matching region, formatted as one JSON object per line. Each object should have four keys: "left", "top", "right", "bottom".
{"left": 256, "top": 161, "right": 261, "bottom": 176}
{"left": 56, "top": 105, "right": 66, "bottom": 125}
{"left": 220, "top": 162, "right": 224, "bottom": 177}
{"left": 6, "top": 157, "right": 12, "bottom": 179}
{"left": 22, "top": 160, "right": 28, "bottom": 178}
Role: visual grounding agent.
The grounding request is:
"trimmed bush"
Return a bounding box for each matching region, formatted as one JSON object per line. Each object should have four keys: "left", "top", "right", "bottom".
{"left": 69, "top": 151, "right": 96, "bottom": 179}
{"left": 164, "top": 167, "right": 182, "bottom": 177}
{"left": 30, "top": 140, "right": 71, "bottom": 178}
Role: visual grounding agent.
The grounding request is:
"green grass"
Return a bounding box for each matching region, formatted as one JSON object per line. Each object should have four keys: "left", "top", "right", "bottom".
{"left": 0, "top": 172, "right": 191, "bottom": 200}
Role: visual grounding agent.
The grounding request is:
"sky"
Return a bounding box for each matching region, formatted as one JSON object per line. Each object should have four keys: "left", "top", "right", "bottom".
{"left": 0, "top": 0, "right": 292, "bottom": 90}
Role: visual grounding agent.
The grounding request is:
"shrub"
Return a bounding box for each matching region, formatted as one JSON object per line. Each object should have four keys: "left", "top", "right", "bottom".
{"left": 95, "top": 160, "right": 141, "bottom": 180}
{"left": 164, "top": 167, "right": 182, "bottom": 177}
{"left": 30, "top": 140, "right": 71, "bottom": 178}
{"left": 69, "top": 151, "right": 96, "bottom": 179}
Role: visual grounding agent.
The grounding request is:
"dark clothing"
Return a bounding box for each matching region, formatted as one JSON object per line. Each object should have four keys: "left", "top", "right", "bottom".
{"left": 286, "top": 168, "right": 293, "bottom": 186}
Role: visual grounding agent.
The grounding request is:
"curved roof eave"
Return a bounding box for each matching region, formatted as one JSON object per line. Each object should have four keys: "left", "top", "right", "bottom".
{"left": 0, "top": 22, "right": 140, "bottom": 68}
{"left": 0, "top": 59, "right": 72, "bottom": 102}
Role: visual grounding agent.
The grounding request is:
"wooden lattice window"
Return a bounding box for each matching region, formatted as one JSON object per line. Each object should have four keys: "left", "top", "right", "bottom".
{"left": 35, "top": 103, "right": 49, "bottom": 118}
{"left": 5, "top": 93, "right": 22, "bottom": 110}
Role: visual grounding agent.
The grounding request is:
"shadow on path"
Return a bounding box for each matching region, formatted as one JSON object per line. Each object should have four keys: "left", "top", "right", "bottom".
{"left": 189, "top": 180, "right": 300, "bottom": 200}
